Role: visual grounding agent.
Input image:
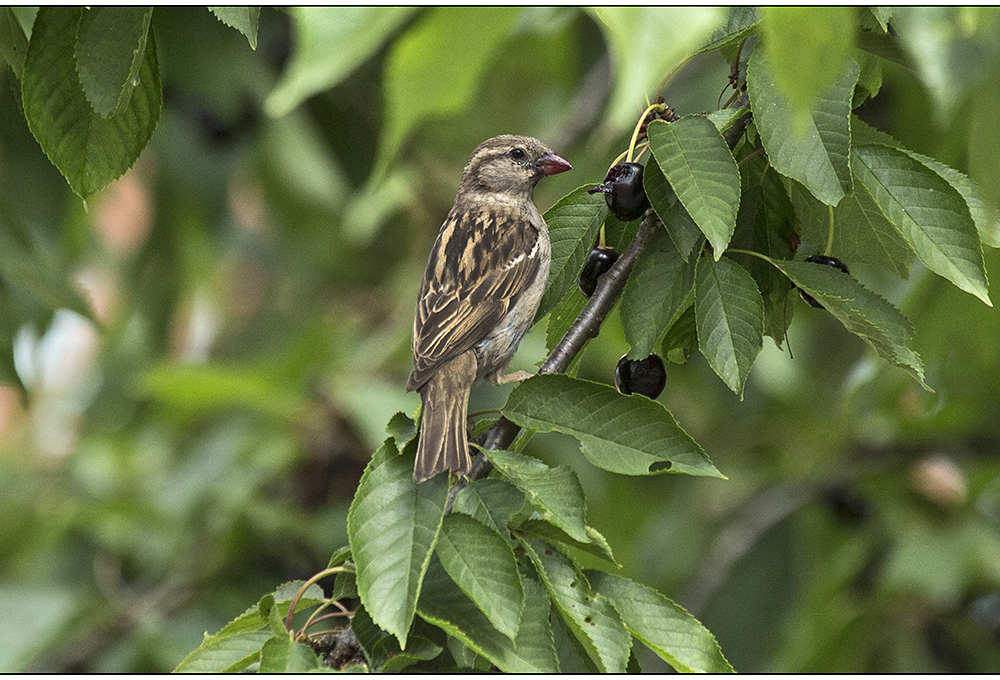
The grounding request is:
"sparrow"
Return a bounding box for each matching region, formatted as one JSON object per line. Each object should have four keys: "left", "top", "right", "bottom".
{"left": 407, "top": 135, "right": 572, "bottom": 483}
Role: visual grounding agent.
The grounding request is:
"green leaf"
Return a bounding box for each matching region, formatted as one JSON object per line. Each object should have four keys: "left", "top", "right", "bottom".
{"left": 661, "top": 304, "right": 697, "bottom": 364}
{"left": 436, "top": 513, "right": 524, "bottom": 641}
{"left": 521, "top": 538, "right": 631, "bottom": 673}
{"left": 266, "top": 7, "right": 415, "bottom": 117}
{"left": 903, "top": 150, "right": 1000, "bottom": 252}
{"left": 695, "top": 256, "right": 764, "bottom": 397}
{"left": 385, "top": 411, "right": 417, "bottom": 450}
{"left": 644, "top": 157, "right": 704, "bottom": 262}
{"left": 536, "top": 185, "right": 608, "bottom": 322}
{"left": 852, "top": 144, "right": 991, "bottom": 305}
{"left": 138, "top": 364, "right": 307, "bottom": 419}
{"left": 619, "top": 226, "right": 696, "bottom": 359}
{"left": 770, "top": 258, "right": 928, "bottom": 388}
{"left": 502, "top": 374, "right": 724, "bottom": 478}
{"left": 208, "top": 6, "right": 260, "bottom": 49}
{"left": 259, "top": 637, "right": 321, "bottom": 673}
{"left": 851, "top": 117, "right": 1000, "bottom": 249}
{"left": 417, "top": 557, "right": 559, "bottom": 673}
{"left": 787, "top": 177, "right": 914, "bottom": 278}
{"left": 377, "top": 7, "right": 519, "bottom": 173}
{"left": 544, "top": 287, "right": 588, "bottom": 357}
{"left": 731, "top": 157, "right": 797, "bottom": 343}
{"left": 517, "top": 519, "right": 618, "bottom": 567}
{"left": 760, "top": 6, "right": 855, "bottom": 121}
{"left": 174, "top": 631, "right": 274, "bottom": 673}
{"left": 747, "top": 49, "right": 856, "bottom": 206}
{"left": 211, "top": 582, "right": 324, "bottom": 640}
{"left": 647, "top": 117, "right": 741, "bottom": 258}
{"left": 0, "top": 7, "right": 29, "bottom": 78}
{"left": 347, "top": 438, "right": 449, "bottom": 647}
{"left": 452, "top": 478, "right": 525, "bottom": 543}
{"left": 588, "top": 571, "right": 734, "bottom": 673}
{"left": 890, "top": 7, "right": 1000, "bottom": 120}
{"left": 481, "top": 449, "right": 589, "bottom": 543}
{"left": 22, "top": 7, "right": 161, "bottom": 199}
{"left": 376, "top": 635, "right": 444, "bottom": 673}
{"left": 588, "top": 7, "right": 725, "bottom": 130}
{"left": 551, "top": 610, "right": 601, "bottom": 673}
{"left": 694, "top": 6, "right": 760, "bottom": 55}
{"left": 75, "top": 7, "right": 152, "bottom": 116}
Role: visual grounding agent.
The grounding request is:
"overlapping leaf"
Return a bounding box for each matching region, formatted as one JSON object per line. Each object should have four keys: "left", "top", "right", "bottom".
{"left": 747, "top": 49, "right": 856, "bottom": 206}
{"left": 588, "top": 571, "right": 734, "bottom": 673}
{"left": 852, "top": 144, "right": 990, "bottom": 305}
{"left": 347, "top": 439, "right": 449, "bottom": 646}
{"left": 21, "top": 7, "right": 161, "bottom": 199}
{"left": 482, "top": 449, "right": 589, "bottom": 542}
{"left": 502, "top": 374, "right": 723, "bottom": 478}
{"left": 536, "top": 186, "right": 608, "bottom": 322}
{"left": 451, "top": 478, "right": 525, "bottom": 543}
{"left": 770, "top": 258, "right": 928, "bottom": 388}
{"left": 787, "top": 177, "right": 914, "bottom": 278}
{"left": 75, "top": 7, "right": 152, "bottom": 116}
{"left": 435, "top": 513, "right": 524, "bottom": 640}
{"left": 695, "top": 256, "right": 764, "bottom": 397}
{"left": 644, "top": 156, "right": 703, "bottom": 261}
{"left": 619, "top": 227, "right": 696, "bottom": 358}
{"left": 521, "top": 538, "right": 631, "bottom": 673}
{"left": 647, "top": 116, "right": 741, "bottom": 258}
{"left": 417, "top": 557, "right": 558, "bottom": 673}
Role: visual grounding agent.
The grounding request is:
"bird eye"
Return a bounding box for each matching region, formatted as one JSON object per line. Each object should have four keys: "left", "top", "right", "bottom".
{"left": 509, "top": 147, "right": 527, "bottom": 161}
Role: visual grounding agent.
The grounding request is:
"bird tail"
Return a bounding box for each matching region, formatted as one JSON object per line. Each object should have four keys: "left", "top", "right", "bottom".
{"left": 413, "top": 352, "right": 476, "bottom": 483}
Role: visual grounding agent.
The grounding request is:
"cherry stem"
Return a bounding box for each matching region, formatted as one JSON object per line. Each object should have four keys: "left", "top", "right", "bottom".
{"left": 626, "top": 103, "right": 665, "bottom": 163}
{"left": 285, "top": 566, "right": 349, "bottom": 633}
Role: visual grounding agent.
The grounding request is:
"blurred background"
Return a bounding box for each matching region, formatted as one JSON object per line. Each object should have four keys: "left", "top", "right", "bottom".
{"left": 2, "top": 6, "right": 1000, "bottom": 672}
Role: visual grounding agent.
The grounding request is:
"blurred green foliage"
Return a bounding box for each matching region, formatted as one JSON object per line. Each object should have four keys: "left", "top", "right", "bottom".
{"left": 1, "top": 6, "right": 1000, "bottom": 672}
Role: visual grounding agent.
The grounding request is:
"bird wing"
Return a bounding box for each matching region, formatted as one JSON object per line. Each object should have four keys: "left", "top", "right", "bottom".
{"left": 407, "top": 206, "right": 541, "bottom": 391}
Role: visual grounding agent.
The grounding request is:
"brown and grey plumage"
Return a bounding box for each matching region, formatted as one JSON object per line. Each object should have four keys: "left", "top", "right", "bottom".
{"left": 407, "top": 135, "right": 572, "bottom": 483}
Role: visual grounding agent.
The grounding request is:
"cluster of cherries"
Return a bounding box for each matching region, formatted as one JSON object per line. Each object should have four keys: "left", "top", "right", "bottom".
{"left": 577, "top": 86, "right": 853, "bottom": 401}
{"left": 576, "top": 161, "right": 667, "bottom": 399}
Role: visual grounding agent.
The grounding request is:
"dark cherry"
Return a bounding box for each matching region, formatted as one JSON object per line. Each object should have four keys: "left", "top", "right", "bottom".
{"left": 578, "top": 247, "right": 620, "bottom": 297}
{"left": 614, "top": 354, "right": 667, "bottom": 399}
{"left": 588, "top": 162, "right": 650, "bottom": 221}
{"left": 798, "top": 254, "right": 850, "bottom": 308}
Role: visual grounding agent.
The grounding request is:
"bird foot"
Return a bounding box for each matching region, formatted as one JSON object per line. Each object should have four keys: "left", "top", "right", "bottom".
{"left": 493, "top": 370, "right": 534, "bottom": 385}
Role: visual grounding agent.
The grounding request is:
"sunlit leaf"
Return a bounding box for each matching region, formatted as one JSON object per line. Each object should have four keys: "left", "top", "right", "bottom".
{"left": 378, "top": 7, "right": 519, "bottom": 173}
{"left": 760, "top": 6, "right": 855, "bottom": 122}
{"left": 258, "top": 638, "right": 321, "bottom": 673}
{"left": 588, "top": 7, "right": 725, "bottom": 130}
{"left": 266, "top": 7, "right": 415, "bottom": 117}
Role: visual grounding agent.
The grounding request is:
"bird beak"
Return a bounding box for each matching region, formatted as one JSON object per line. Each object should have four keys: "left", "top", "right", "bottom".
{"left": 536, "top": 153, "right": 573, "bottom": 175}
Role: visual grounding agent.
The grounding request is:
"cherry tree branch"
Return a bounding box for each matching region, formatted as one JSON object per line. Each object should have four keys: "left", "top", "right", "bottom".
{"left": 445, "top": 97, "right": 753, "bottom": 510}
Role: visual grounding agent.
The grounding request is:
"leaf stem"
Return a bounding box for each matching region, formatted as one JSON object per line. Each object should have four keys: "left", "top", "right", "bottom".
{"left": 285, "top": 567, "right": 348, "bottom": 633}
{"left": 825, "top": 205, "right": 835, "bottom": 256}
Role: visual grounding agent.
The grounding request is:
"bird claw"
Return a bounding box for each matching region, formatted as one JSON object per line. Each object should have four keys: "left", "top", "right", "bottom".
{"left": 492, "top": 370, "right": 534, "bottom": 385}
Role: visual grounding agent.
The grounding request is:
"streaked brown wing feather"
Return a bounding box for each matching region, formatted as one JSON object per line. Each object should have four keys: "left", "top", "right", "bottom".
{"left": 408, "top": 206, "right": 539, "bottom": 391}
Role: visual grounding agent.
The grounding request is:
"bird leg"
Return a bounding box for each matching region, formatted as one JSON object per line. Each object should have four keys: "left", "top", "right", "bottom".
{"left": 491, "top": 370, "right": 534, "bottom": 385}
